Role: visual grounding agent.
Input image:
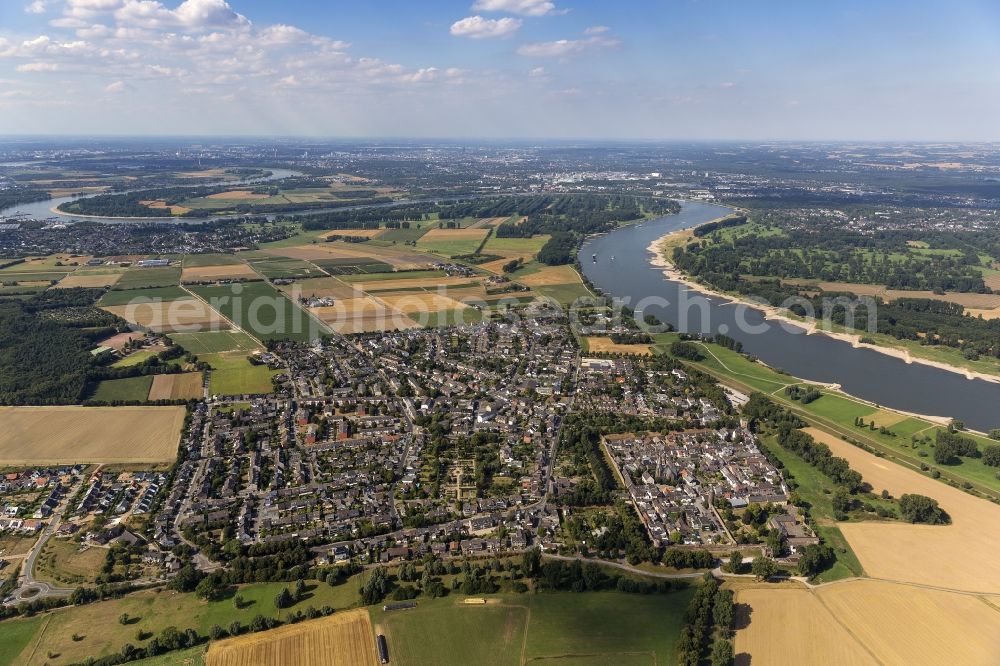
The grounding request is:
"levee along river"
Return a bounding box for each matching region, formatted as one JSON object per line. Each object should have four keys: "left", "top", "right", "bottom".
{"left": 578, "top": 201, "right": 1000, "bottom": 432}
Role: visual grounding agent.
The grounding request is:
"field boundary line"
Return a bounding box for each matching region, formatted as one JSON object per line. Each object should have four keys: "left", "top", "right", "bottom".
{"left": 20, "top": 613, "right": 52, "bottom": 666}
{"left": 176, "top": 283, "right": 265, "bottom": 347}
{"left": 812, "top": 589, "right": 886, "bottom": 666}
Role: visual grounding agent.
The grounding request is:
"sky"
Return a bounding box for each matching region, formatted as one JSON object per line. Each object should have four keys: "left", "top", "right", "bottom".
{"left": 1, "top": 0, "right": 1000, "bottom": 140}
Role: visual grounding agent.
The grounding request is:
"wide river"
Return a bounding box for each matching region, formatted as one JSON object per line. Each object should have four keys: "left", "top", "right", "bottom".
{"left": 579, "top": 201, "right": 1000, "bottom": 432}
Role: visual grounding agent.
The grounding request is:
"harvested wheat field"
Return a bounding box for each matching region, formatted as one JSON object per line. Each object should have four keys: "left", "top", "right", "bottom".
{"left": 140, "top": 200, "right": 192, "bottom": 215}
{"left": 54, "top": 272, "right": 123, "bottom": 288}
{"left": 206, "top": 190, "right": 271, "bottom": 200}
{"left": 148, "top": 372, "right": 204, "bottom": 400}
{"left": 986, "top": 274, "right": 1000, "bottom": 292}
{"left": 817, "top": 579, "right": 1000, "bottom": 665}
{"left": 265, "top": 244, "right": 428, "bottom": 269}
{"left": 862, "top": 408, "right": 908, "bottom": 428}
{"left": 419, "top": 228, "right": 490, "bottom": 241}
{"left": 377, "top": 292, "right": 471, "bottom": 315}
{"left": 330, "top": 314, "right": 421, "bottom": 334}
{"left": 103, "top": 298, "right": 229, "bottom": 333}
{"left": 965, "top": 307, "right": 1000, "bottom": 320}
{"left": 206, "top": 609, "right": 379, "bottom": 666}
{"left": 516, "top": 264, "right": 584, "bottom": 287}
{"left": 181, "top": 263, "right": 261, "bottom": 282}
{"left": 320, "top": 228, "right": 384, "bottom": 239}
{"left": 584, "top": 337, "right": 652, "bottom": 355}
{"left": 277, "top": 277, "right": 361, "bottom": 300}
{"left": 352, "top": 276, "right": 480, "bottom": 292}
{"left": 97, "top": 331, "right": 145, "bottom": 350}
{"left": 806, "top": 427, "right": 1000, "bottom": 592}
{"left": 310, "top": 298, "right": 420, "bottom": 333}
{"left": 479, "top": 255, "right": 532, "bottom": 275}
{"left": 0, "top": 406, "right": 185, "bottom": 464}
{"left": 733, "top": 587, "right": 874, "bottom": 665}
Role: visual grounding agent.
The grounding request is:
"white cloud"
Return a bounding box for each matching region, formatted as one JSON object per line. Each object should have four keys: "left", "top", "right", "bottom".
{"left": 113, "top": 0, "right": 249, "bottom": 31}
{"left": 517, "top": 30, "right": 619, "bottom": 58}
{"left": 25, "top": 1, "right": 48, "bottom": 14}
{"left": 104, "top": 79, "right": 130, "bottom": 92}
{"left": 583, "top": 25, "right": 609, "bottom": 35}
{"left": 17, "top": 62, "right": 60, "bottom": 72}
{"left": 529, "top": 66, "right": 546, "bottom": 77}
{"left": 471, "top": 0, "right": 560, "bottom": 17}
{"left": 450, "top": 16, "right": 522, "bottom": 39}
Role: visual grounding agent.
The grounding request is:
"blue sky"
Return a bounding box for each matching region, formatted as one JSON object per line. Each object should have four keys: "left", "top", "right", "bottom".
{"left": 1, "top": 0, "right": 999, "bottom": 139}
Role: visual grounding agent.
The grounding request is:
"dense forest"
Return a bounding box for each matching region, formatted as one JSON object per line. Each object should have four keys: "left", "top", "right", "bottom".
{"left": 0, "top": 289, "right": 108, "bottom": 404}
{"left": 674, "top": 224, "right": 989, "bottom": 292}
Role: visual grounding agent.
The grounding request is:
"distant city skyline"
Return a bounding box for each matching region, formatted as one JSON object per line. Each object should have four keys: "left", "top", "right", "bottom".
{"left": 1, "top": 0, "right": 999, "bottom": 140}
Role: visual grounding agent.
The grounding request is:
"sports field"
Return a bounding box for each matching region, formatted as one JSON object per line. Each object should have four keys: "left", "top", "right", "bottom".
{"left": 378, "top": 590, "right": 693, "bottom": 666}
{"left": 0, "top": 406, "right": 184, "bottom": 464}
{"left": 169, "top": 330, "right": 261, "bottom": 355}
{"left": 206, "top": 610, "right": 378, "bottom": 666}
{"left": 203, "top": 351, "right": 279, "bottom": 396}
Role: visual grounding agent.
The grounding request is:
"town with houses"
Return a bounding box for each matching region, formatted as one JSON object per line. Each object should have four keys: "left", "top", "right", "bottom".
{"left": 1, "top": 311, "right": 820, "bottom": 605}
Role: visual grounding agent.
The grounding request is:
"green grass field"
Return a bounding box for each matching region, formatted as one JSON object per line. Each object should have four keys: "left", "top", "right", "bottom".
{"left": 131, "top": 645, "right": 206, "bottom": 665}
{"left": 482, "top": 234, "right": 549, "bottom": 255}
{"left": 202, "top": 352, "right": 278, "bottom": 395}
{"left": 0, "top": 616, "right": 45, "bottom": 666}
{"left": 380, "top": 224, "right": 431, "bottom": 243}
{"left": 99, "top": 286, "right": 189, "bottom": 306}
{"left": 378, "top": 589, "right": 694, "bottom": 666}
{"left": 535, "top": 282, "right": 594, "bottom": 306}
{"left": 112, "top": 268, "right": 182, "bottom": 290}
{"left": 188, "top": 282, "right": 324, "bottom": 342}
{"left": 88, "top": 375, "right": 153, "bottom": 402}
{"left": 339, "top": 269, "right": 446, "bottom": 283}
{"left": 247, "top": 257, "right": 325, "bottom": 280}
{"left": 112, "top": 349, "right": 159, "bottom": 368}
{"left": 169, "top": 330, "right": 260, "bottom": 355}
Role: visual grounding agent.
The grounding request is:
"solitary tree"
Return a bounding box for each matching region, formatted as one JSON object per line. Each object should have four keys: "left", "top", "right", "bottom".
{"left": 751, "top": 556, "right": 778, "bottom": 581}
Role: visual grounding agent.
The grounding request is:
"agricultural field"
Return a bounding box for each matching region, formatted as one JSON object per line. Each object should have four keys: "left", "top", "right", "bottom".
{"left": 180, "top": 263, "right": 261, "bottom": 283}
{"left": 112, "top": 267, "right": 183, "bottom": 290}
{"left": 188, "top": 282, "right": 324, "bottom": 342}
{"left": 818, "top": 580, "right": 1000, "bottom": 665}
{"left": 88, "top": 375, "right": 154, "bottom": 402}
{"left": 206, "top": 610, "right": 378, "bottom": 666}
{"left": 416, "top": 228, "right": 490, "bottom": 257}
{"left": 810, "top": 427, "right": 1000, "bottom": 593}
{"left": 379, "top": 224, "right": 430, "bottom": 243}
{"left": 168, "top": 330, "right": 261, "bottom": 355}
{"left": 733, "top": 580, "right": 1000, "bottom": 666}
{"left": 309, "top": 298, "right": 420, "bottom": 334}
{"left": 263, "top": 242, "right": 430, "bottom": 272}
{"left": 732, "top": 586, "right": 875, "bottom": 665}
{"left": 0, "top": 616, "right": 45, "bottom": 666}
{"left": 202, "top": 351, "right": 279, "bottom": 396}
{"left": 99, "top": 286, "right": 190, "bottom": 306}
{"left": 102, "top": 297, "right": 230, "bottom": 333}
{"left": 148, "top": 372, "right": 204, "bottom": 400}
{"left": 482, "top": 234, "right": 550, "bottom": 257}
{"left": 181, "top": 254, "right": 245, "bottom": 267}
{"left": 319, "top": 228, "right": 384, "bottom": 239}
{"left": 583, "top": 337, "right": 652, "bottom": 355}
{"left": 246, "top": 257, "right": 324, "bottom": 280}
{"left": 276, "top": 277, "right": 361, "bottom": 300}
{"left": 53, "top": 272, "right": 123, "bottom": 289}
{"left": 0, "top": 406, "right": 185, "bottom": 464}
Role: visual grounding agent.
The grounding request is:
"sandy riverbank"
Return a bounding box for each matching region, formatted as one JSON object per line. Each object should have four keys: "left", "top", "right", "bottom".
{"left": 647, "top": 229, "right": 1000, "bottom": 390}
